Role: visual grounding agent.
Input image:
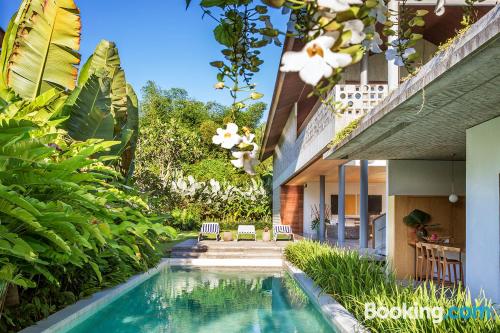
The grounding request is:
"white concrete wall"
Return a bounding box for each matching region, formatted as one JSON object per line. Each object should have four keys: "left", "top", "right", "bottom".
{"left": 466, "top": 116, "right": 500, "bottom": 303}
{"left": 272, "top": 103, "right": 336, "bottom": 224}
{"left": 387, "top": 160, "right": 466, "bottom": 196}
{"left": 303, "top": 180, "right": 386, "bottom": 238}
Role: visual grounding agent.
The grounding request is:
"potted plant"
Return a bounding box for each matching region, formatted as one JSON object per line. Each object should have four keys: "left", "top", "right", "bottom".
{"left": 262, "top": 226, "right": 271, "bottom": 241}
{"left": 222, "top": 230, "right": 233, "bottom": 242}
{"left": 311, "top": 204, "right": 330, "bottom": 240}
{"left": 403, "top": 209, "right": 437, "bottom": 240}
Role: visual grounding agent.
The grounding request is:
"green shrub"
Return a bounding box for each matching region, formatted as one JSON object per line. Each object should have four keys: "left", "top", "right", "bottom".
{"left": 285, "top": 240, "right": 500, "bottom": 333}
{"left": 217, "top": 219, "right": 272, "bottom": 231}
{"left": 166, "top": 207, "right": 202, "bottom": 231}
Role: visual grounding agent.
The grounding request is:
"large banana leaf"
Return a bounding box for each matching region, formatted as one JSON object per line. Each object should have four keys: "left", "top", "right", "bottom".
{"left": 0, "top": 0, "right": 43, "bottom": 89}
{"left": 78, "top": 40, "right": 127, "bottom": 124}
{"left": 66, "top": 75, "right": 114, "bottom": 141}
{"left": 6, "top": 0, "right": 81, "bottom": 100}
{"left": 121, "top": 83, "right": 139, "bottom": 179}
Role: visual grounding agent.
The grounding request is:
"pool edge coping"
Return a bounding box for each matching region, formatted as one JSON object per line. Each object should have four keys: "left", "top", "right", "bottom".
{"left": 19, "top": 258, "right": 284, "bottom": 333}
{"left": 284, "top": 261, "right": 369, "bottom": 333}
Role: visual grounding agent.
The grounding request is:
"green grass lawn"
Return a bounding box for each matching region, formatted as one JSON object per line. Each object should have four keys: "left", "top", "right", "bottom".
{"left": 158, "top": 231, "right": 198, "bottom": 256}
{"left": 198, "top": 229, "right": 269, "bottom": 240}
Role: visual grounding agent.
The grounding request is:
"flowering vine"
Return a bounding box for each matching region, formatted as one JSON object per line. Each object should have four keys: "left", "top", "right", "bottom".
{"left": 186, "top": 0, "right": 485, "bottom": 174}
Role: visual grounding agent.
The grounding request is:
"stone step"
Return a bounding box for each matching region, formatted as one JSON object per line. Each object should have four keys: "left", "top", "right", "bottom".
{"left": 171, "top": 252, "right": 283, "bottom": 259}
{"left": 172, "top": 248, "right": 283, "bottom": 255}
{"left": 173, "top": 246, "right": 284, "bottom": 253}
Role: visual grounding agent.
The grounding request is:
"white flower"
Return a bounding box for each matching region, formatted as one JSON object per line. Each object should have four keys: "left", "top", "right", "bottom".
{"left": 435, "top": 0, "right": 445, "bottom": 16}
{"left": 241, "top": 133, "right": 255, "bottom": 145}
{"left": 280, "top": 36, "right": 352, "bottom": 86}
{"left": 209, "top": 179, "right": 221, "bottom": 193}
{"left": 362, "top": 31, "right": 383, "bottom": 53}
{"left": 385, "top": 40, "right": 416, "bottom": 67}
{"left": 231, "top": 144, "right": 259, "bottom": 175}
{"left": 369, "top": 0, "right": 388, "bottom": 24}
{"left": 212, "top": 123, "right": 241, "bottom": 149}
{"left": 342, "top": 19, "right": 366, "bottom": 45}
{"left": 317, "top": 0, "right": 363, "bottom": 13}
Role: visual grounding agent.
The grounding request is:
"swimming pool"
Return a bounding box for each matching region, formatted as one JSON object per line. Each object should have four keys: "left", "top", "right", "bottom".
{"left": 60, "top": 266, "right": 335, "bottom": 333}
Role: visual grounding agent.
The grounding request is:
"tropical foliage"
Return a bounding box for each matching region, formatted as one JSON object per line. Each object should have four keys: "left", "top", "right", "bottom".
{"left": 285, "top": 240, "right": 500, "bottom": 332}
{"left": 0, "top": 1, "right": 174, "bottom": 331}
{"left": 133, "top": 82, "right": 272, "bottom": 227}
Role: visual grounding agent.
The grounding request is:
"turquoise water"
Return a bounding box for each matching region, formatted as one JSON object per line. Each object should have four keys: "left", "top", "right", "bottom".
{"left": 64, "top": 267, "right": 335, "bottom": 333}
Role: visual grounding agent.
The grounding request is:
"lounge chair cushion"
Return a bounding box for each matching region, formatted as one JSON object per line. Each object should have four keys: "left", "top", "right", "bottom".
{"left": 237, "top": 225, "right": 256, "bottom": 234}
{"left": 200, "top": 223, "right": 220, "bottom": 234}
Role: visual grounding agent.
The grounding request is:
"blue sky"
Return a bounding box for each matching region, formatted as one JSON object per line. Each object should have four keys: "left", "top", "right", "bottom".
{"left": 0, "top": 0, "right": 288, "bottom": 112}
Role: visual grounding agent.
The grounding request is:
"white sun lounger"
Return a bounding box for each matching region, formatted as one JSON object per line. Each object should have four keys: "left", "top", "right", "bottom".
{"left": 198, "top": 222, "right": 220, "bottom": 241}
{"left": 237, "top": 225, "right": 256, "bottom": 241}
{"left": 273, "top": 225, "right": 294, "bottom": 242}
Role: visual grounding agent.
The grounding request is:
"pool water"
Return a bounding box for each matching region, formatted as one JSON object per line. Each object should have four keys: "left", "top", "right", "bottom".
{"left": 64, "top": 267, "right": 335, "bottom": 333}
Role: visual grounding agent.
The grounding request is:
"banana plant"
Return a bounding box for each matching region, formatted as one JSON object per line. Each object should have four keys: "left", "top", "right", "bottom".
{"left": 1, "top": 0, "right": 81, "bottom": 99}
{"left": 65, "top": 40, "right": 139, "bottom": 177}
{"left": 1, "top": 0, "right": 139, "bottom": 179}
{"left": 0, "top": 2, "right": 175, "bottom": 329}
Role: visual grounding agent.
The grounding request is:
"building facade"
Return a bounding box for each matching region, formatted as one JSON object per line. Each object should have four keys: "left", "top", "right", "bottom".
{"left": 261, "top": 2, "right": 500, "bottom": 303}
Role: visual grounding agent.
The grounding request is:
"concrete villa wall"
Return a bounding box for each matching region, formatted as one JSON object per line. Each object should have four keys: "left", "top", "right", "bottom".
{"left": 386, "top": 160, "right": 466, "bottom": 279}
{"left": 388, "top": 160, "right": 466, "bottom": 196}
{"left": 303, "top": 181, "right": 386, "bottom": 238}
{"left": 272, "top": 103, "right": 335, "bottom": 225}
{"left": 466, "top": 116, "right": 500, "bottom": 303}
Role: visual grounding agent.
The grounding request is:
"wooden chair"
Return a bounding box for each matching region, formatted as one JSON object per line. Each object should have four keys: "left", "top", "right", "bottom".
{"left": 437, "top": 245, "right": 463, "bottom": 286}
{"left": 422, "top": 243, "right": 440, "bottom": 282}
{"left": 415, "top": 242, "right": 426, "bottom": 281}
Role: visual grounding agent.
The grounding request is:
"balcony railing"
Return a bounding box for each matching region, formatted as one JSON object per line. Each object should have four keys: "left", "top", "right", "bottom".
{"left": 333, "top": 84, "right": 388, "bottom": 130}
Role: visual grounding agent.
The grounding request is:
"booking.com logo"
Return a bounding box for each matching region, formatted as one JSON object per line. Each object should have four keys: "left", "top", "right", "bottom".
{"left": 364, "top": 303, "right": 496, "bottom": 324}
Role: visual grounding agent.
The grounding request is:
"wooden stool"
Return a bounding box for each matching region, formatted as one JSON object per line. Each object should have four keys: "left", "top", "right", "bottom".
{"left": 415, "top": 242, "right": 426, "bottom": 281}
{"left": 437, "top": 245, "right": 463, "bottom": 286}
{"left": 422, "top": 243, "right": 440, "bottom": 282}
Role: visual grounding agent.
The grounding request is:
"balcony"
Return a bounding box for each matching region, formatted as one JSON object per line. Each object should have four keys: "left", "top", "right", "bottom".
{"left": 333, "top": 84, "right": 389, "bottom": 131}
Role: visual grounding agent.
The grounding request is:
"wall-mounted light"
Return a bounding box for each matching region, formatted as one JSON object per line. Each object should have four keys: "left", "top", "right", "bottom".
{"left": 449, "top": 154, "right": 458, "bottom": 203}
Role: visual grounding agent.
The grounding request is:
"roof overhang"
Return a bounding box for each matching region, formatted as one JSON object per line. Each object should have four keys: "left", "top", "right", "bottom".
{"left": 324, "top": 6, "right": 500, "bottom": 162}
{"left": 259, "top": 37, "right": 317, "bottom": 161}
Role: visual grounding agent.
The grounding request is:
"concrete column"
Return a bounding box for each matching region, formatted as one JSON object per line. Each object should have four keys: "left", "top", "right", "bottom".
{"left": 359, "top": 160, "right": 369, "bottom": 248}
{"left": 387, "top": 0, "right": 399, "bottom": 91}
{"left": 466, "top": 117, "right": 500, "bottom": 303}
{"left": 360, "top": 54, "right": 368, "bottom": 86}
{"left": 338, "top": 165, "right": 346, "bottom": 247}
{"left": 319, "top": 175, "right": 326, "bottom": 242}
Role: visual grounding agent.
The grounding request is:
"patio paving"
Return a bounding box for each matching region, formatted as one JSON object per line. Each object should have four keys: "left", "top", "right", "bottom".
{"left": 171, "top": 238, "right": 292, "bottom": 259}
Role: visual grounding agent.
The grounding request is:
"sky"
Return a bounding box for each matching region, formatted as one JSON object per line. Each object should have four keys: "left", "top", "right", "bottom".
{"left": 0, "top": 0, "right": 288, "bottom": 113}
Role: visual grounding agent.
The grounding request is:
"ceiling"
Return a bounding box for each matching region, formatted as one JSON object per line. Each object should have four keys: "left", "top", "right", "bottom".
{"left": 286, "top": 158, "right": 386, "bottom": 185}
